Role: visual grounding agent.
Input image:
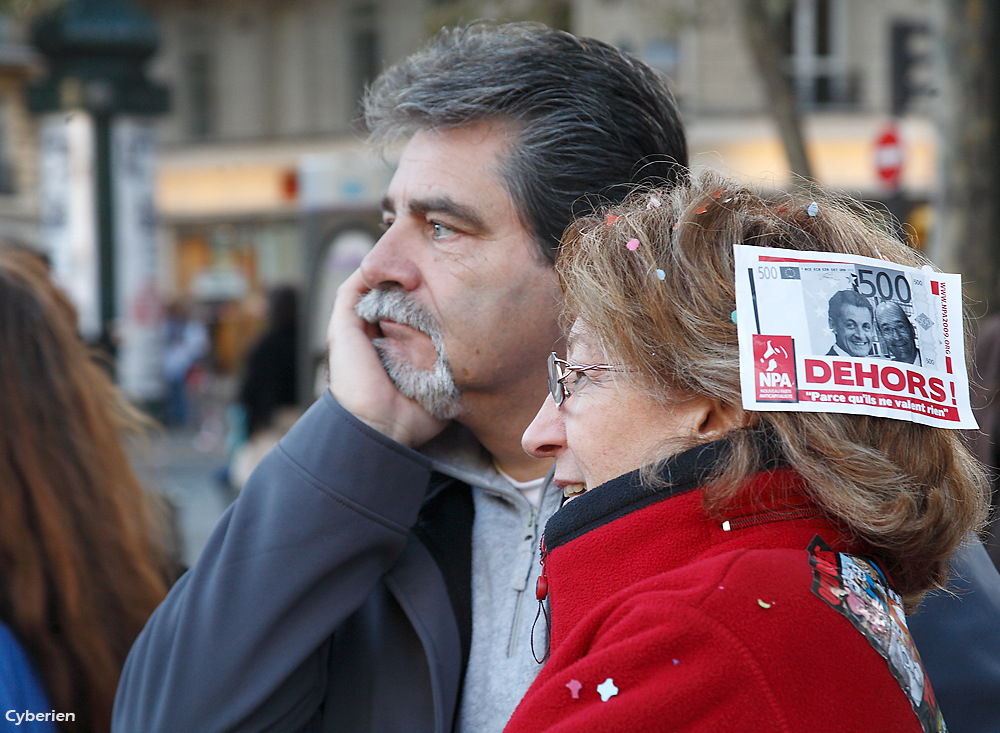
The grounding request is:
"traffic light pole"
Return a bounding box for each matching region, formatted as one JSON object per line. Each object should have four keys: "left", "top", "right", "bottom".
{"left": 27, "top": 0, "right": 170, "bottom": 402}
{"left": 94, "top": 110, "right": 115, "bottom": 351}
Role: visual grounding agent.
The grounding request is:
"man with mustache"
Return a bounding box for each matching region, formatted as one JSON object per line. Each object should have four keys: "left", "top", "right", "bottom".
{"left": 115, "top": 22, "right": 686, "bottom": 733}
{"left": 876, "top": 300, "right": 921, "bottom": 365}
{"left": 114, "top": 21, "right": 1000, "bottom": 733}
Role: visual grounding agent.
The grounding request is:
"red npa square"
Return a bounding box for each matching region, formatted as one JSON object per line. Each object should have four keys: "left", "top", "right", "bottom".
{"left": 752, "top": 335, "right": 798, "bottom": 402}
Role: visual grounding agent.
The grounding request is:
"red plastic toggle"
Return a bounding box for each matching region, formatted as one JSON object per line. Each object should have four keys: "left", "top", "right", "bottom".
{"left": 535, "top": 574, "right": 548, "bottom": 601}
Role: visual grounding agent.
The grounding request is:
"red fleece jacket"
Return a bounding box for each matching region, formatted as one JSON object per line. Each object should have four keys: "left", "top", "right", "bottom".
{"left": 504, "top": 444, "right": 943, "bottom": 733}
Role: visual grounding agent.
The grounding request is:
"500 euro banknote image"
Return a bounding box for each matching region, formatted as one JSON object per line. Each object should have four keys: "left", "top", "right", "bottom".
{"left": 734, "top": 244, "right": 976, "bottom": 429}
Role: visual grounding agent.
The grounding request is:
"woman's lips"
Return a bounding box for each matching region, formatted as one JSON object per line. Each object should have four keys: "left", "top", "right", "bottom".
{"left": 557, "top": 481, "right": 586, "bottom": 499}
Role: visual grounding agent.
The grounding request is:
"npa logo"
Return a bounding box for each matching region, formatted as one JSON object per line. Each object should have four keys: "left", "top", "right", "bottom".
{"left": 753, "top": 335, "right": 798, "bottom": 402}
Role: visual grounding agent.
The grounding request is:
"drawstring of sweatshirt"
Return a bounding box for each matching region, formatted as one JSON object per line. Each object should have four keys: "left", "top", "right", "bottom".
{"left": 531, "top": 537, "right": 550, "bottom": 663}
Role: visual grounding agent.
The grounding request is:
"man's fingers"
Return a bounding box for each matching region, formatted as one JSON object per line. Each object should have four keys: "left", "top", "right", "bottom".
{"left": 329, "top": 269, "right": 370, "bottom": 342}
{"left": 325, "top": 269, "right": 449, "bottom": 447}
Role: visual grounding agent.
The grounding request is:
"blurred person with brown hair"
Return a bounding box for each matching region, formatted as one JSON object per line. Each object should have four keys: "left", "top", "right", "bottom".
{"left": 511, "top": 174, "right": 989, "bottom": 732}
{"left": 230, "top": 285, "right": 302, "bottom": 489}
{"left": 238, "top": 285, "right": 299, "bottom": 439}
{"left": 0, "top": 250, "right": 169, "bottom": 731}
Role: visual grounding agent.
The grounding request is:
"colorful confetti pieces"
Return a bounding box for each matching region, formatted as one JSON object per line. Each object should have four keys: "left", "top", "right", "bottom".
{"left": 626, "top": 238, "right": 640, "bottom": 251}
{"left": 597, "top": 678, "right": 619, "bottom": 702}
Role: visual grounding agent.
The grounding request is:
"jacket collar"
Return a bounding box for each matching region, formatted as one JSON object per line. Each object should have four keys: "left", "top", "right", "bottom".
{"left": 420, "top": 421, "right": 556, "bottom": 506}
{"left": 543, "top": 439, "right": 733, "bottom": 553}
{"left": 538, "top": 441, "right": 846, "bottom": 647}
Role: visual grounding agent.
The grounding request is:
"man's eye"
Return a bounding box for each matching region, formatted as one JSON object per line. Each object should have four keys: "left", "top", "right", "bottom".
{"left": 431, "top": 222, "right": 457, "bottom": 239}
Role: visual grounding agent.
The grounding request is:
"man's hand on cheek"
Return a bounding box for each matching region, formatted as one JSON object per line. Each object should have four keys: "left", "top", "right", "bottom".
{"left": 327, "top": 269, "right": 450, "bottom": 447}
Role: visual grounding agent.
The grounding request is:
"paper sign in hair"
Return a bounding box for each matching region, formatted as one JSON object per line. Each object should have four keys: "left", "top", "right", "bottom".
{"left": 733, "top": 244, "right": 977, "bottom": 429}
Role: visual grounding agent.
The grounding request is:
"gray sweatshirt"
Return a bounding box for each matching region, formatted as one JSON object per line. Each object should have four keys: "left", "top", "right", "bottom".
{"left": 422, "top": 432, "right": 561, "bottom": 732}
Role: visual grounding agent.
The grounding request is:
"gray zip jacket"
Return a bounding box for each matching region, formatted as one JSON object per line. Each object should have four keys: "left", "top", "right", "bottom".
{"left": 112, "top": 391, "right": 558, "bottom": 733}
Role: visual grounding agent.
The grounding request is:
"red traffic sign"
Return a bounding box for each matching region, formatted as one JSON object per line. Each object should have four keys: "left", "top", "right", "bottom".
{"left": 874, "top": 123, "right": 904, "bottom": 188}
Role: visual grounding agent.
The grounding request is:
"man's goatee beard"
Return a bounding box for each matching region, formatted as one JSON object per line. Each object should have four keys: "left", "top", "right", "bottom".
{"left": 355, "top": 289, "right": 463, "bottom": 420}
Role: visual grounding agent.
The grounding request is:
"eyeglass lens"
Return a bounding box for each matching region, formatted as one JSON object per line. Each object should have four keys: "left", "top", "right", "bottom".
{"left": 547, "top": 352, "right": 565, "bottom": 406}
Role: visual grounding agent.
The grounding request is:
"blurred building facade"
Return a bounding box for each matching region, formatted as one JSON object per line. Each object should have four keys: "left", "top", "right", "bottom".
{"left": 143, "top": 0, "right": 938, "bottom": 387}
{"left": 0, "top": 15, "right": 39, "bottom": 249}
{"left": 6, "top": 0, "right": 939, "bottom": 390}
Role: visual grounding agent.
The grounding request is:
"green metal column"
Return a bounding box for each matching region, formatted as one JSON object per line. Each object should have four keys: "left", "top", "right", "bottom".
{"left": 94, "top": 110, "right": 114, "bottom": 345}
{"left": 27, "top": 0, "right": 170, "bottom": 355}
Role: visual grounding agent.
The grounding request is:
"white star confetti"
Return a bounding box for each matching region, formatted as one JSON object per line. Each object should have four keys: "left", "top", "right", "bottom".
{"left": 597, "top": 678, "right": 619, "bottom": 702}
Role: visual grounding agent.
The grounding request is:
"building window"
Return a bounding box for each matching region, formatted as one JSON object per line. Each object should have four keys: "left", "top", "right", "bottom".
{"left": 349, "top": 6, "right": 379, "bottom": 115}
{"left": 185, "top": 51, "right": 216, "bottom": 140}
{"left": 785, "top": 0, "right": 857, "bottom": 108}
{"left": 0, "top": 97, "right": 16, "bottom": 195}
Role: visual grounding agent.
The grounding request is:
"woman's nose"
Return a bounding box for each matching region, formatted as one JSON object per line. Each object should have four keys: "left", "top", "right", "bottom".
{"left": 522, "top": 393, "right": 566, "bottom": 459}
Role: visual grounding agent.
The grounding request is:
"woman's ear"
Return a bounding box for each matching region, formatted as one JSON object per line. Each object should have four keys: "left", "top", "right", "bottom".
{"left": 696, "top": 399, "right": 746, "bottom": 440}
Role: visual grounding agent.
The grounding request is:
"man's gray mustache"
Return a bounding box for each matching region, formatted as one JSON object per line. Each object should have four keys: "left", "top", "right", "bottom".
{"left": 353, "top": 288, "right": 462, "bottom": 420}
{"left": 355, "top": 289, "right": 442, "bottom": 341}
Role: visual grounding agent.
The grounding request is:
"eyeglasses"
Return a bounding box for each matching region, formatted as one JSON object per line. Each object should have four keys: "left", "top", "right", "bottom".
{"left": 547, "top": 352, "right": 625, "bottom": 406}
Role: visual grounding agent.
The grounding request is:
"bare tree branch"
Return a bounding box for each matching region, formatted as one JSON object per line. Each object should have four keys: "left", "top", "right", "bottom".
{"left": 931, "top": 0, "right": 1000, "bottom": 312}
{"left": 741, "top": 0, "right": 813, "bottom": 181}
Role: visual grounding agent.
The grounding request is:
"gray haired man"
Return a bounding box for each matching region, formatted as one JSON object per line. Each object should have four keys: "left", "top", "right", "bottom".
{"left": 114, "top": 21, "right": 1000, "bottom": 733}
{"left": 113, "top": 22, "right": 686, "bottom": 733}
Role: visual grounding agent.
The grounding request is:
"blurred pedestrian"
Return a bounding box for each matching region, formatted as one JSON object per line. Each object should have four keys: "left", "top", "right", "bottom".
{"left": 238, "top": 286, "right": 299, "bottom": 438}
{"left": 968, "top": 312, "right": 1000, "bottom": 568}
{"left": 161, "top": 298, "right": 209, "bottom": 427}
{"left": 229, "top": 286, "right": 301, "bottom": 488}
{"left": 0, "top": 250, "right": 170, "bottom": 731}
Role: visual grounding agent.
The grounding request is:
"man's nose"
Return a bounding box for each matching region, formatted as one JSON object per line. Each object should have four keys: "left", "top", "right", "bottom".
{"left": 360, "top": 224, "right": 421, "bottom": 292}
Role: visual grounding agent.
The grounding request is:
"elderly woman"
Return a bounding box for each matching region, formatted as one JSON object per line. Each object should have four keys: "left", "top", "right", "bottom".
{"left": 506, "top": 174, "right": 987, "bottom": 733}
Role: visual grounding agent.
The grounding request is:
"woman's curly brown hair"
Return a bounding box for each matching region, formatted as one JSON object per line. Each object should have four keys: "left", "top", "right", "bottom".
{"left": 556, "top": 170, "right": 989, "bottom": 611}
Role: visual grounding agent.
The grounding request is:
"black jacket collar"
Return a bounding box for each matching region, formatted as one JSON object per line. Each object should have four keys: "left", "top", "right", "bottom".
{"left": 543, "top": 440, "right": 731, "bottom": 552}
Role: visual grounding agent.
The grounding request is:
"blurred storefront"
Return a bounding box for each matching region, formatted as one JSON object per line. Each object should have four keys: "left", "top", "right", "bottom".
{"left": 4, "top": 0, "right": 937, "bottom": 400}
{"left": 155, "top": 137, "right": 388, "bottom": 393}
{"left": 687, "top": 112, "right": 936, "bottom": 249}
